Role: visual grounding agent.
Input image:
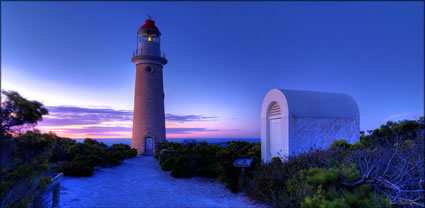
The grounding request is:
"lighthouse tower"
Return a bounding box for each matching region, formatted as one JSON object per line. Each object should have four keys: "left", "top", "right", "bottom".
{"left": 131, "top": 18, "right": 167, "bottom": 156}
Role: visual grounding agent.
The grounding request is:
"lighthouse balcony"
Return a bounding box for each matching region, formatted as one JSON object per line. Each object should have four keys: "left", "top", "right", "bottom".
{"left": 132, "top": 49, "right": 167, "bottom": 65}
{"left": 133, "top": 49, "right": 166, "bottom": 59}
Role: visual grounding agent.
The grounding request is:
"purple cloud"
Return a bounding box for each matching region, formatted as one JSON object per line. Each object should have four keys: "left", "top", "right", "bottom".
{"left": 165, "top": 114, "right": 218, "bottom": 123}
{"left": 166, "top": 128, "right": 219, "bottom": 134}
{"left": 61, "top": 126, "right": 132, "bottom": 134}
{"left": 36, "top": 105, "right": 226, "bottom": 137}
{"left": 47, "top": 126, "right": 220, "bottom": 134}
{"left": 39, "top": 106, "right": 132, "bottom": 126}
{"left": 39, "top": 106, "right": 217, "bottom": 126}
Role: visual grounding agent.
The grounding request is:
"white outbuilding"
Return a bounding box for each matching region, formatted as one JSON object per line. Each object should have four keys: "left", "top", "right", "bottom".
{"left": 261, "top": 89, "right": 360, "bottom": 162}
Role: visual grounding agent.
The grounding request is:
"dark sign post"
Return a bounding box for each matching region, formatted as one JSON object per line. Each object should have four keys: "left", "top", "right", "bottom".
{"left": 233, "top": 158, "right": 253, "bottom": 175}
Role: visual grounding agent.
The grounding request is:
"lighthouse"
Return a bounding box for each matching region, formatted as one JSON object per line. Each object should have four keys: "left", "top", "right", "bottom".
{"left": 131, "top": 18, "right": 167, "bottom": 156}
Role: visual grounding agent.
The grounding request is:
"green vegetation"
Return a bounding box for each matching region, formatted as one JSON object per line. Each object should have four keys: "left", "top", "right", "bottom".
{"left": 155, "top": 140, "right": 261, "bottom": 192}
{"left": 55, "top": 138, "right": 138, "bottom": 176}
{"left": 287, "top": 165, "right": 389, "bottom": 208}
{"left": 0, "top": 90, "right": 48, "bottom": 135}
{"left": 157, "top": 118, "right": 424, "bottom": 208}
{"left": 0, "top": 90, "right": 138, "bottom": 207}
{"left": 156, "top": 141, "right": 225, "bottom": 178}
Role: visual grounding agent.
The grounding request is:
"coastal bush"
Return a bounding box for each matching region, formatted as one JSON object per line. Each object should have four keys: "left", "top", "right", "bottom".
{"left": 56, "top": 139, "right": 138, "bottom": 175}
{"left": 104, "top": 143, "right": 138, "bottom": 167}
{"left": 105, "top": 149, "right": 124, "bottom": 167}
{"left": 156, "top": 141, "right": 225, "bottom": 178}
{"left": 155, "top": 141, "right": 183, "bottom": 159}
{"left": 192, "top": 142, "right": 223, "bottom": 178}
{"left": 38, "top": 176, "right": 52, "bottom": 190}
{"left": 243, "top": 149, "right": 393, "bottom": 208}
{"left": 62, "top": 161, "right": 94, "bottom": 177}
{"left": 155, "top": 140, "right": 260, "bottom": 187}
{"left": 160, "top": 157, "right": 177, "bottom": 171}
{"left": 330, "top": 139, "right": 350, "bottom": 149}
{"left": 158, "top": 147, "right": 177, "bottom": 164}
{"left": 0, "top": 131, "right": 55, "bottom": 207}
{"left": 361, "top": 118, "right": 424, "bottom": 147}
{"left": 216, "top": 149, "right": 240, "bottom": 192}
{"left": 108, "top": 143, "right": 137, "bottom": 158}
{"left": 271, "top": 156, "right": 282, "bottom": 164}
{"left": 171, "top": 155, "right": 192, "bottom": 178}
{"left": 330, "top": 139, "right": 365, "bottom": 150}
{"left": 8, "top": 196, "right": 32, "bottom": 208}
{"left": 244, "top": 160, "right": 290, "bottom": 207}
{"left": 50, "top": 136, "right": 76, "bottom": 162}
{"left": 288, "top": 165, "right": 391, "bottom": 208}
{"left": 217, "top": 141, "right": 261, "bottom": 193}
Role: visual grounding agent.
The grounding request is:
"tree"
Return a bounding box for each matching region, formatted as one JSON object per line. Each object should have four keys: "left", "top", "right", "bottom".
{"left": 0, "top": 90, "right": 48, "bottom": 136}
{"left": 345, "top": 125, "right": 424, "bottom": 207}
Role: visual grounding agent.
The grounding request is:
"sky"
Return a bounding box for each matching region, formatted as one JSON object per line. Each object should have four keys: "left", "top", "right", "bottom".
{"left": 1, "top": 2, "right": 424, "bottom": 139}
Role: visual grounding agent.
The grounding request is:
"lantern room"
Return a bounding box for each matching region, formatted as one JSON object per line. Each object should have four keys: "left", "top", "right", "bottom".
{"left": 138, "top": 19, "right": 161, "bottom": 43}
{"left": 135, "top": 18, "right": 163, "bottom": 57}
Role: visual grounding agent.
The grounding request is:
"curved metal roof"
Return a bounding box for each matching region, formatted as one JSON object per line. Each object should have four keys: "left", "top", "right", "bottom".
{"left": 269, "top": 89, "right": 359, "bottom": 118}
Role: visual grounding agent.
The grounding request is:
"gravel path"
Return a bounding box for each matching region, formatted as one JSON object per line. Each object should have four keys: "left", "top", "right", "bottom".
{"left": 59, "top": 157, "right": 266, "bottom": 208}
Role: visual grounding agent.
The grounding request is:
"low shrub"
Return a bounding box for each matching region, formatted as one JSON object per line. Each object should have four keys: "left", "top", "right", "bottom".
{"left": 171, "top": 155, "right": 192, "bottom": 178}
{"left": 54, "top": 139, "right": 138, "bottom": 176}
{"left": 192, "top": 142, "right": 222, "bottom": 178}
{"left": 61, "top": 161, "right": 94, "bottom": 177}
{"left": 38, "top": 176, "right": 52, "bottom": 190}
{"left": 293, "top": 166, "right": 391, "bottom": 208}
{"left": 245, "top": 161, "right": 290, "bottom": 207}
{"left": 158, "top": 147, "right": 177, "bottom": 164}
{"left": 155, "top": 141, "right": 182, "bottom": 159}
{"left": 217, "top": 141, "right": 261, "bottom": 193}
{"left": 155, "top": 140, "right": 260, "bottom": 186}
{"left": 216, "top": 148, "right": 240, "bottom": 192}
{"left": 110, "top": 143, "right": 138, "bottom": 158}
{"left": 160, "top": 157, "right": 177, "bottom": 171}
{"left": 271, "top": 156, "right": 282, "bottom": 164}
{"left": 330, "top": 139, "right": 350, "bottom": 149}
{"left": 105, "top": 149, "right": 124, "bottom": 167}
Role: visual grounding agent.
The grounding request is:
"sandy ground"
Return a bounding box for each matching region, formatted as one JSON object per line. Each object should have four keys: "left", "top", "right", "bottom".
{"left": 59, "top": 157, "right": 267, "bottom": 208}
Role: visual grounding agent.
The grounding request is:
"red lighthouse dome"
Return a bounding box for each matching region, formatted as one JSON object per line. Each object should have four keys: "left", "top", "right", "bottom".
{"left": 138, "top": 19, "right": 160, "bottom": 33}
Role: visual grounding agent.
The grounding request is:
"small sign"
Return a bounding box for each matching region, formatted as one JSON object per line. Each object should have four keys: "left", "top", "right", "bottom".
{"left": 233, "top": 158, "right": 253, "bottom": 168}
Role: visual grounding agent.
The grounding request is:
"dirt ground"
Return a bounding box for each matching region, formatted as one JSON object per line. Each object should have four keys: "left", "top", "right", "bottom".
{"left": 59, "top": 156, "right": 266, "bottom": 208}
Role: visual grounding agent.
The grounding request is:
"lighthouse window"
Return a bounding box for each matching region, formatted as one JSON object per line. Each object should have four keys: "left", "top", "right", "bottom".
{"left": 146, "top": 66, "right": 153, "bottom": 73}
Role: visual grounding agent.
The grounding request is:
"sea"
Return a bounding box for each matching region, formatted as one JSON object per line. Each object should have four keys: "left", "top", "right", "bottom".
{"left": 72, "top": 138, "right": 260, "bottom": 146}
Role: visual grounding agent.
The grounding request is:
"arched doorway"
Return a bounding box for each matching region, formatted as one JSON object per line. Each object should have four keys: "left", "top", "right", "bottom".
{"left": 267, "top": 102, "right": 282, "bottom": 159}
{"left": 144, "top": 137, "right": 153, "bottom": 155}
{"left": 261, "top": 89, "right": 290, "bottom": 162}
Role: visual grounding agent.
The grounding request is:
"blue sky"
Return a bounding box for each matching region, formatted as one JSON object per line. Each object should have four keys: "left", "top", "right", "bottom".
{"left": 2, "top": 2, "right": 423, "bottom": 138}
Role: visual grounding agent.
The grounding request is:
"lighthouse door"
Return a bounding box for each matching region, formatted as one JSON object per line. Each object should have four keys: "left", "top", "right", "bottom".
{"left": 145, "top": 137, "right": 152, "bottom": 151}
{"left": 145, "top": 137, "right": 153, "bottom": 155}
